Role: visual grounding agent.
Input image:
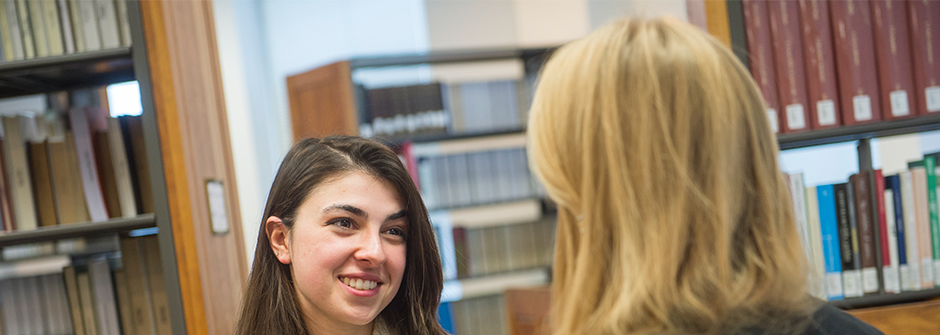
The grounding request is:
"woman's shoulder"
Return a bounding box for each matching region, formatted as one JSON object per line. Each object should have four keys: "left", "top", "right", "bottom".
{"left": 802, "top": 304, "right": 884, "bottom": 335}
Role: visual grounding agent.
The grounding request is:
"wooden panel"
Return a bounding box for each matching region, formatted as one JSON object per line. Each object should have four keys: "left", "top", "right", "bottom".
{"left": 705, "top": 0, "right": 732, "bottom": 49}
{"left": 287, "top": 61, "right": 359, "bottom": 141}
{"left": 140, "top": 1, "right": 248, "bottom": 334}
{"left": 848, "top": 299, "right": 940, "bottom": 334}
{"left": 505, "top": 286, "right": 551, "bottom": 335}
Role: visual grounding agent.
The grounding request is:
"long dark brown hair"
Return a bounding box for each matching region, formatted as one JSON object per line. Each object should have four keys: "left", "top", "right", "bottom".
{"left": 234, "top": 136, "right": 447, "bottom": 335}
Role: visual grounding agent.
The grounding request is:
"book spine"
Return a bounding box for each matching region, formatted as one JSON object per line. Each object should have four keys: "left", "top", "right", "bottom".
{"left": 818, "top": 185, "right": 844, "bottom": 300}
{"left": 852, "top": 173, "right": 879, "bottom": 294}
{"left": 883, "top": 174, "right": 903, "bottom": 293}
{"left": 798, "top": 0, "right": 841, "bottom": 129}
{"left": 835, "top": 183, "right": 862, "bottom": 297}
{"left": 26, "top": 0, "right": 48, "bottom": 57}
{"left": 830, "top": 0, "right": 882, "bottom": 125}
{"left": 0, "top": 0, "right": 13, "bottom": 61}
{"left": 907, "top": 0, "right": 940, "bottom": 113}
{"left": 57, "top": 0, "right": 74, "bottom": 53}
{"left": 871, "top": 0, "right": 917, "bottom": 119}
{"left": 16, "top": 0, "right": 35, "bottom": 58}
{"left": 769, "top": 0, "right": 811, "bottom": 132}
{"left": 924, "top": 157, "right": 940, "bottom": 286}
{"left": 743, "top": 0, "right": 782, "bottom": 133}
{"left": 912, "top": 167, "right": 935, "bottom": 288}
{"left": 890, "top": 175, "right": 910, "bottom": 291}
{"left": 901, "top": 171, "right": 922, "bottom": 290}
{"left": 41, "top": 0, "right": 63, "bottom": 55}
{"left": 2, "top": 117, "right": 38, "bottom": 231}
{"left": 876, "top": 170, "right": 898, "bottom": 293}
{"left": 69, "top": 108, "right": 110, "bottom": 222}
{"left": 68, "top": 0, "right": 84, "bottom": 52}
{"left": 805, "top": 186, "right": 828, "bottom": 299}
{"left": 94, "top": 0, "right": 119, "bottom": 48}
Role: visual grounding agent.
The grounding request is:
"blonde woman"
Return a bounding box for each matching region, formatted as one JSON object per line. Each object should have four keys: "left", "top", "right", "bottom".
{"left": 527, "top": 18, "right": 882, "bottom": 335}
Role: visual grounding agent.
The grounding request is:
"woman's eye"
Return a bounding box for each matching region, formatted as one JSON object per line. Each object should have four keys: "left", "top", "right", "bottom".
{"left": 329, "top": 219, "right": 354, "bottom": 229}
{"left": 386, "top": 227, "right": 405, "bottom": 237}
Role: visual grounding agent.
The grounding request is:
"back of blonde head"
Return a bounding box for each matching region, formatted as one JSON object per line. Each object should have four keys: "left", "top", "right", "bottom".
{"left": 528, "top": 18, "right": 812, "bottom": 335}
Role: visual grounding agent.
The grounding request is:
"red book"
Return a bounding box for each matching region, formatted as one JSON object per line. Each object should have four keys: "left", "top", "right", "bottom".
{"left": 907, "top": 0, "right": 940, "bottom": 114}
{"left": 769, "top": 0, "right": 812, "bottom": 132}
{"left": 743, "top": 0, "right": 783, "bottom": 133}
{"left": 830, "top": 0, "right": 882, "bottom": 125}
{"left": 874, "top": 169, "right": 895, "bottom": 293}
{"left": 799, "top": 0, "right": 842, "bottom": 129}
{"left": 871, "top": 0, "right": 918, "bottom": 120}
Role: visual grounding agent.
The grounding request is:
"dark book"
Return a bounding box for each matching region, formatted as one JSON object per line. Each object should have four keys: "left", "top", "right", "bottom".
{"left": 119, "top": 116, "right": 152, "bottom": 214}
{"left": 26, "top": 141, "right": 57, "bottom": 227}
{"left": 830, "top": 0, "right": 882, "bottom": 125}
{"left": 834, "top": 183, "right": 862, "bottom": 297}
{"left": 742, "top": 0, "right": 782, "bottom": 133}
{"left": 93, "top": 131, "right": 121, "bottom": 218}
{"left": 886, "top": 174, "right": 909, "bottom": 291}
{"left": 871, "top": 0, "right": 918, "bottom": 120}
{"left": 798, "top": 0, "right": 841, "bottom": 129}
{"left": 726, "top": 0, "right": 750, "bottom": 69}
{"left": 769, "top": 0, "right": 811, "bottom": 132}
{"left": 907, "top": 0, "right": 940, "bottom": 114}
{"left": 453, "top": 227, "right": 470, "bottom": 278}
{"left": 851, "top": 171, "right": 879, "bottom": 294}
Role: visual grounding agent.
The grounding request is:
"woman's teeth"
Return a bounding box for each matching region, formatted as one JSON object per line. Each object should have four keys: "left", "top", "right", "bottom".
{"left": 342, "top": 277, "right": 377, "bottom": 290}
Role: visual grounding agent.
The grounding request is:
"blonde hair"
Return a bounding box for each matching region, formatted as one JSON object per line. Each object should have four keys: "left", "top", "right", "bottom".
{"left": 528, "top": 18, "right": 813, "bottom": 335}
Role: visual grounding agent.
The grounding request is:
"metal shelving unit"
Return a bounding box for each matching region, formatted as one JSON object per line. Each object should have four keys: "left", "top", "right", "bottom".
{"left": 777, "top": 113, "right": 940, "bottom": 150}
{"left": 0, "top": 47, "right": 135, "bottom": 98}
{"left": 0, "top": 215, "right": 156, "bottom": 246}
{"left": 830, "top": 288, "right": 940, "bottom": 309}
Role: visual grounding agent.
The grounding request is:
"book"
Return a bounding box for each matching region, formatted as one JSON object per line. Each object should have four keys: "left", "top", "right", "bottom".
{"left": 15, "top": 0, "right": 35, "bottom": 59}
{"left": 119, "top": 236, "right": 157, "bottom": 335}
{"left": 88, "top": 259, "right": 120, "bottom": 335}
{"left": 742, "top": 0, "right": 782, "bottom": 133}
{"left": 0, "top": 0, "right": 18, "bottom": 61}
{"left": 69, "top": 108, "right": 109, "bottom": 221}
{"left": 768, "top": 0, "right": 810, "bottom": 132}
{"left": 93, "top": 130, "right": 121, "bottom": 218}
{"left": 907, "top": 0, "right": 940, "bottom": 114}
{"left": 787, "top": 173, "right": 812, "bottom": 268}
{"left": 141, "top": 235, "right": 172, "bottom": 334}
{"left": 871, "top": 0, "right": 917, "bottom": 120}
{"left": 876, "top": 170, "right": 900, "bottom": 293}
{"left": 68, "top": 0, "right": 84, "bottom": 52}
{"left": 798, "top": 0, "right": 841, "bottom": 129}
{"left": 926, "top": 157, "right": 940, "bottom": 286}
{"left": 47, "top": 135, "right": 91, "bottom": 224}
{"left": 57, "top": 0, "right": 74, "bottom": 54}
{"left": 41, "top": 0, "right": 63, "bottom": 56}
{"left": 0, "top": 279, "right": 22, "bottom": 334}
{"left": 94, "top": 0, "right": 119, "bottom": 48}
{"left": 107, "top": 117, "right": 137, "bottom": 218}
{"left": 830, "top": 0, "right": 882, "bottom": 125}
{"left": 77, "top": 0, "right": 100, "bottom": 51}
{"left": 805, "top": 185, "right": 828, "bottom": 299}
{"left": 911, "top": 166, "right": 935, "bottom": 288}
{"left": 887, "top": 174, "right": 911, "bottom": 291}
{"left": 26, "top": 0, "right": 49, "bottom": 57}
{"left": 62, "top": 266, "right": 86, "bottom": 335}
{"left": 121, "top": 116, "right": 153, "bottom": 214}
{"left": 27, "top": 141, "right": 58, "bottom": 227}
{"left": 900, "top": 171, "right": 922, "bottom": 290}
{"left": 834, "top": 183, "right": 861, "bottom": 297}
{"left": 114, "top": 0, "right": 131, "bottom": 46}
{"left": 113, "top": 270, "right": 134, "bottom": 335}
{"left": 76, "top": 271, "right": 99, "bottom": 335}
{"left": 2, "top": 116, "right": 38, "bottom": 230}
{"left": 850, "top": 172, "right": 879, "bottom": 294}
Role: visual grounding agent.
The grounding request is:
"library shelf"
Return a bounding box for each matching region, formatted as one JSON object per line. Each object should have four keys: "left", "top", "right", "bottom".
{"left": 441, "top": 267, "right": 551, "bottom": 303}
{"left": 373, "top": 127, "right": 526, "bottom": 148}
{"left": 0, "top": 214, "right": 155, "bottom": 247}
{"left": 348, "top": 47, "right": 556, "bottom": 70}
{"left": 0, "top": 47, "right": 135, "bottom": 98}
{"left": 430, "top": 198, "right": 544, "bottom": 230}
{"left": 829, "top": 288, "right": 940, "bottom": 310}
{"left": 777, "top": 113, "right": 940, "bottom": 150}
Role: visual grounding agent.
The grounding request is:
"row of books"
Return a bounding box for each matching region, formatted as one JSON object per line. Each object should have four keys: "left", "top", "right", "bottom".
{"left": 744, "top": 0, "right": 940, "bottom": 134}
{"left": 787, "top": 152, "right": 940, "bottom": 301}
{"left": 359, "top": 80, "right": 529, "bottom": 139}
{"left": 439, "top": 294, "right": 509, "bottom": 335}
{"left": 0, "top": 90, "right": 152, "bottom": 232}
{"left": 414, "top": 147, "right": 545, "bottom": 211}
{"left": 0, "top": 0, "right": 131, "bottom": 62}
{"left": 451, "top": 217, "right": 555, "bottom": 279}
{"left": 0, "top": 235, "right": 169, "bottom": 335}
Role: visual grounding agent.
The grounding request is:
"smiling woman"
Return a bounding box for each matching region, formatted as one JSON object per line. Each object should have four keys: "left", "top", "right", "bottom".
{"left": 234, "top": 136, "right": 447, "bottom": 335}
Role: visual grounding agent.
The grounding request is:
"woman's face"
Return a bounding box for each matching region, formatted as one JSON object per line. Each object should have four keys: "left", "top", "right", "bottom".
{"left": 285, "top": 171, "right": 408, "bottom": 328}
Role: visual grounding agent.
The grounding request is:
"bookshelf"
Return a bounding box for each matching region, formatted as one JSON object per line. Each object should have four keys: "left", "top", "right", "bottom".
{"left": 0, "top": 0, "right": 247, "bottom": 334}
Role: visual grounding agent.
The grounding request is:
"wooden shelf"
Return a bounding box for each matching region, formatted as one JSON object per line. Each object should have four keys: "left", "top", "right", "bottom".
{"left": 348, "top": 47, "right": 555, "bottom": 70}
{"left": 0, "top": 47, "right": 135, "bottom": 98}
{"left": 441, "top": 267, "right": 551, "bottom": 302}
{"left": 829, "top": 288, "right": 940, "bottom": 310}
{"left": 777, "top": 113, "right": 940, "bottom": 150}
{"left": 0, "top": 214, "right": 156, "bottom": 247}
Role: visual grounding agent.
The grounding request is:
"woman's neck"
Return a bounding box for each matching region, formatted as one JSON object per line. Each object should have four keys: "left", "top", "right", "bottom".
{"left": 303, "top": 309, "right": 374, "bottom": 335}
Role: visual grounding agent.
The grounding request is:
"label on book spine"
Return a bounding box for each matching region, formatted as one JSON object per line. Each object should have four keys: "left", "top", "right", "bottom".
{"left": 786, "top": 104, "right": 807, "bottom": 129}
{"left": 767, "top": 108, "right": 778, "bottom": 133}
{"left": 900, "top": 264, "right": 911, "bottom": 291}
{"left": 826, "top": 272, "right": 843, "bottom": 299}
{"left": 862, "top": 267, "right": 878, "bottom": 293}
{"left": 910, "top": 262, "right": 922, "bottom": 290}
{"left": 883, "top": 266, "right": 900, "bottom": 293}
{"left": 853, "top": 95, "right": 873, "bottom": 121}
{"left": 843, "top": 269, "right": 863, "bottom": 297}
{"left": 923, "top": 257, "right": 935, "bottom": 284}
{"left": 935, "top": 260, "right": 940, "bottom": 286}
{"left": 890, "top": 90, "right": 911, "bottom": 116}
{"left": 927, "top": 86, "right": 940, "bottom": 112}
{"left": 817, "top": 100, "right": 837, "bottom": 126}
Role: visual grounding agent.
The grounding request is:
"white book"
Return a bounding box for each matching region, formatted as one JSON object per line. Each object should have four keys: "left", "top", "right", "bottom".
{"left": 78, "top": 0, "right": 100, "bottom": 50}
{"left": 88, "top": 260, "right": 120, "bottom": 335}
{"left": 68, "top": 0, "right": 85, "bottom": 52}
{"left": 805, "top": 186, "right": 828, "bottom": 299}
{"left": 4, "top": 0, "right": 24, "bottom": 60}
{"left": 451, "top": 154, "right": 472, "bottom": 207}
{"left": 0, "top": 279, "right": 20, "bottom": 334}
{"left": 107, "top": 117, "right": 137, "bottom": 218}
{"left": 41, "top": 0, "right": 63, "bottom": 55}
{"left": 26, "top": 0, "right": 49, "bottom": 57}
{"left": 884, "top": 189, "right": 902, "bottom": 293}
{"left": 0, "top": 0, "right": 15, "bottom": 60}
{"left": 901, "top": 171, "right": 922, "bottom": 290}
{"left": 417, "top": 157, "right": 438, "bottom": 210}
{"left": 1, "top": 116, "right": 38, "bottom": 231}
{"left": 114, "top": 0, "right": 130, "bottom": 45}
{"left": 15, "top": 0, "right": 34, "bottom": 58}
{"left": 69, "top": 108, "right": 110, "bottom": 222}
{"left": 429, "top": 211, "right": 458, "bottom": 281}
{"left": 40, "top": 275, "right": 60, "bottom": 334}
{"left": 57, "top": 0, "right": 74, "bottom": 53}
{"left": 94, "top": 0, "right": 118, "bottom": 48}
{"left": 24, "top": 276, "right": 46, "bottom": 334}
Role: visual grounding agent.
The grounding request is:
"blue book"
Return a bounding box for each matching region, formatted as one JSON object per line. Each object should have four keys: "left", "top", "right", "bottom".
{"left": 817, "top": 184, "right": 844, "bottom": 300}
{"left": 437, "top": 302, "right": 456, "bottom": 334}
{"left": 887, "top": 174, "right": 908, "bottom": 290}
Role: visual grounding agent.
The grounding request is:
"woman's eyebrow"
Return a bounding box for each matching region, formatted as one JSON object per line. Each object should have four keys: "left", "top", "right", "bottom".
{"left": 322, "top": 204, "right": 367, "bottom": 218}
{"left": 386, "top": 210, "right": 406, "bottom": 221}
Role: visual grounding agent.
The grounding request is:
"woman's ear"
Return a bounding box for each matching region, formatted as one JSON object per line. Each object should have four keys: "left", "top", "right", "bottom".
{"left": 266, "top": 216, "right": 291, "bottom": 264}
